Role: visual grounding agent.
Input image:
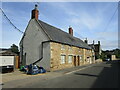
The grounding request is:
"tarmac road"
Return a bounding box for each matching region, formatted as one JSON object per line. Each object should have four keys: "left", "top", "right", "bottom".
{"left": 2, "top": 60, "right": 120, "bottom": 88}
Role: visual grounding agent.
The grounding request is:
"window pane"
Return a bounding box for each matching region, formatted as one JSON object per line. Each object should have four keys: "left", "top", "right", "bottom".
{"left": 61, "top": 55, "right": 65, "bottom": 64}
{"left": 68, "top": 55, "right": 72, "bottom": 63}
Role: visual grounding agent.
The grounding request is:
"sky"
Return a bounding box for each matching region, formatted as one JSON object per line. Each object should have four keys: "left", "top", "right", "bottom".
{"left": 1, "top": 1, "right": 118, "bottom": 50}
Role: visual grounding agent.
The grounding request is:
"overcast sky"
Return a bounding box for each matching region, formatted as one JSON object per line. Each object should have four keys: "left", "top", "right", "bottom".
{"left": 1, "top": 2, "right": 118, "bottom": 50}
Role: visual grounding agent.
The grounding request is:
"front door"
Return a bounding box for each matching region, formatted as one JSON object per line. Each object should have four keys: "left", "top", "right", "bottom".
{"left": 74, "top": 56, "right": 76, "bottom": 66}
{"left": 77, "top": 56, "right": 80, "bottom": 66}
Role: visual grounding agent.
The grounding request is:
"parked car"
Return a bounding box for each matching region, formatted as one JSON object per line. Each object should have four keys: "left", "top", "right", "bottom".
{"left": 106, "top": 58, "right": 110, "bottom": 61}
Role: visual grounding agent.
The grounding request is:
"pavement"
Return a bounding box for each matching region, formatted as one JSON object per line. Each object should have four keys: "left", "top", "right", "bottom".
{"left": 1, "top": 62, "right": 101, "bottom": 88}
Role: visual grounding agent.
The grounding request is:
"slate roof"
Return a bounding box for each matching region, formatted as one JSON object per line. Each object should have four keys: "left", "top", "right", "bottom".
{"left": 89, "top": 44, "right": 95, "bottom": 50}
{"left": 0, "top": 49, "right": 17, "bottom": 56}
{"left": 38, "top": 20, "right": 91, "bottom": 49}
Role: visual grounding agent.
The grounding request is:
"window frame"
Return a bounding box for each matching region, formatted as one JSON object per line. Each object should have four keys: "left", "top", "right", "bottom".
{"left": 68, "top": 55, "right": 73, "bottom": 63}
{"left": 60, "top": 55, "right": 66, "bottom": 64}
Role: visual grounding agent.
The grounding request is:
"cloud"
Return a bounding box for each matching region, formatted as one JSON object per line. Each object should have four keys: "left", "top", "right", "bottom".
{"left": 101, "top": 40, "right": 118, "bottom": 50}
{"left": 47, "top": 3, "right": 109, "bottom": 30}
{"left": 94, "top": 31, "right": 118, "bottom": 50}
{"left": 46, "top": 2, "right": 117, "bottom": 33}
{"left": 70, "top": 12, "right": 103, "bottom": 30}
{"left": 49, "top": 2, "right": 118, "bottom": 50}
{"left": 96, "top": 32, "right": 118, "bottom": 38}
{"left": 87, "top": 31, "right": 118, "bottom": 50}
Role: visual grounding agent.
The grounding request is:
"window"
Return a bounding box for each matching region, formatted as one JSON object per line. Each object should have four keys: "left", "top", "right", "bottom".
{"left": 80, "top": 56, "right": 82, "bottom": 59}
{"left": 61, "top": 55, "right": 66, "bottom": 64}
{"left": 61, "top": 44, "right": 65, "bottom": 50}
{"left": 80, "top": 56, "right": 83, "bottom": 61}
{"left": 68, "top": 55, "right": 72, "bottom": 63}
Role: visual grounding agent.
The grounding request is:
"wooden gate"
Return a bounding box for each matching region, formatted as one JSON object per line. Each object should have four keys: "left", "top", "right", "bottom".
{"left": 15, "top": 56, "right": 20, "bottom": 69}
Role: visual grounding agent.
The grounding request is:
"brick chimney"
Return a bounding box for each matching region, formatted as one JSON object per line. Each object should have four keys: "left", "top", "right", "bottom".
{"left": 69, "top": 26, "right": 73, "bottom": 36}
{"left": 31, "top": 4, "right": 39, "bottom": 20}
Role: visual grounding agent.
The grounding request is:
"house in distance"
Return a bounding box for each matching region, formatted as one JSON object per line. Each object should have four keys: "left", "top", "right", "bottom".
{"left": 20, "top": 5, "right": 95, "bottom": 71}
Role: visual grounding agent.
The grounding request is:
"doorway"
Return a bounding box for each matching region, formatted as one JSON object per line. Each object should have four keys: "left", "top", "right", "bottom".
{"left": 77, "top": 56, "right": 80, "bottom": 66}
{"left": 74, "top": 56, "right": 76, "bottom": 66}
{"left": 23, "top": 53, "right": 26, "bottom": 65}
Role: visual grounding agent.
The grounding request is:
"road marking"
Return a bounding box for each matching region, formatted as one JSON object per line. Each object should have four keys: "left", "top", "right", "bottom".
{"left": 65, "top": 65, "right": 93, "bottom": 75}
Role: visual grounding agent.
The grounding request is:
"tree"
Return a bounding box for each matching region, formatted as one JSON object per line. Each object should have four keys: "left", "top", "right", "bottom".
{"left": 10, "top": 44, "right": 19, "bottom": 54}
{"left": 99, "top": 50, "right": 108, "bottom": 61}
{"left": 114, "top": 49, "right": 120, "bottom": 58}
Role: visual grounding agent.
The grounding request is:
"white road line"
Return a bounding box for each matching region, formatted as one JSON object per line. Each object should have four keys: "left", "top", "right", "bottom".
{"left": 65, "top": 65, "right": 93, "bottom": 75}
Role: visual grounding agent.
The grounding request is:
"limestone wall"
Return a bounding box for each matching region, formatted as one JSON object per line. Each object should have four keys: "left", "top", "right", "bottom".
{"left": 50, "top": 42, "right": 95, "bottom": 71}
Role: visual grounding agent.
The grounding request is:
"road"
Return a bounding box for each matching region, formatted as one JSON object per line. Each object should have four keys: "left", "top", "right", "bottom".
{"left": 2, "top": 60, "right": 120, "bottom": 88}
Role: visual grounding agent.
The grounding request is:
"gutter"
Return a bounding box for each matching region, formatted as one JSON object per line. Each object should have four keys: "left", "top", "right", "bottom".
{"left": 49, "top": 40, "right": 92, "bottom": 50}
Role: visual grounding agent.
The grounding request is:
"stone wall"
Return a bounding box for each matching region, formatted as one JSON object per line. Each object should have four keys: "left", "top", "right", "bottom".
{"left": 111, "top": 55, "right": 117, "bottom": 60}
{"left": 50, "top": 42, "right": 95, "bottom": 71}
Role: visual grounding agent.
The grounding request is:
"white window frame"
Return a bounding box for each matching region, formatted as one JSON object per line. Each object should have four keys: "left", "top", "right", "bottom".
{"left": 68, "top": 55, "right": 72, "bottom": 63}
{"left": 80, "top": 56, "right": 83, "bottom": 61}
{"left": 60, "top": 55, "right": 66, "bottom": 64}
{"left": 80, "top": 56, "right": 82, "bottom": 60}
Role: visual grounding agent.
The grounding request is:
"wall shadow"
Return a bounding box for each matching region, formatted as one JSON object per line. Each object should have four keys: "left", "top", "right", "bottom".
{"left": 74, "top": 73, "right": 98, "bottom": 77}
{"left": 91, "top": 60, "right": 120, "bottom": 88}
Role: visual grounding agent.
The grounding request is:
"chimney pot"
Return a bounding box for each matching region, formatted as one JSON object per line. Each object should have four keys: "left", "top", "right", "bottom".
{"left": 98, "top": 41, "right": 100, "bottom": 45}
{"left": 35, "top": 4, "right": 38, "bottom": 9}
{"left": 69, "top": 26, "right": 73, "bottom": 36}
{"left": 31, "top": 4, "right": 39, "bottom": 20}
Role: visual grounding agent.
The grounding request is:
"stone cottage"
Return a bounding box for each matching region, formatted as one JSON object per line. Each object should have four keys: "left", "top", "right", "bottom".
{"left": 20, "top": 5, "right": 95, "bottom": 71}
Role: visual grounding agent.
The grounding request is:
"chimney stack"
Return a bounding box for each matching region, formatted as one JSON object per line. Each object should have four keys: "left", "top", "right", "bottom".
{"left": 84, "top": 38, "right": 88, "bottom": 44}
{"left": 31, "top": 4, "right": 39, "bottom": 20}
{"left": 98, "top": 41, "right": 100, "bottom": 45}
{"left": 69, "top": 26, "right": 73, "bottom": 36}
{"left": 93, "top": 40, "right": 94, "bottom": 45}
